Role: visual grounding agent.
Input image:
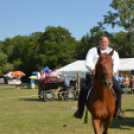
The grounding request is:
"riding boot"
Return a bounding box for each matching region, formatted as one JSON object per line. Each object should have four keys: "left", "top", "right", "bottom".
{"left": 74, "top": 82, "right": 90, "bottom": 119}
{"left": 113, "top": 77, "right": 125, "bottom": 119}
{"left": 74, "top": 92, "right": 85, "bottom": 118}
{"left": 74, "top": 75, "right": 93, "bottom": 119}
{"left": 114, "top": 102, "right": 125, "bottom": 120}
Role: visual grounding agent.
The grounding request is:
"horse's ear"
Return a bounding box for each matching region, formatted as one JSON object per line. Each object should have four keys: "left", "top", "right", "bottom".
{"left": 109, "top": 48, "right": 114, "bottom": 57}
{"left": 98, "top": 47, "right": 101, "bottom": 56}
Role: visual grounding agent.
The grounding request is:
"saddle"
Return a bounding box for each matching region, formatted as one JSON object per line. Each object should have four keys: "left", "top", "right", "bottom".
{"left": 87, "top": 84, "right": 117, "bottom": 101}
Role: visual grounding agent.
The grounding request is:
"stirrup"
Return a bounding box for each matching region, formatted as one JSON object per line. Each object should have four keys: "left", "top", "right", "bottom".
{"left": 116, "top": 110, "right": 125, "bottom": 120}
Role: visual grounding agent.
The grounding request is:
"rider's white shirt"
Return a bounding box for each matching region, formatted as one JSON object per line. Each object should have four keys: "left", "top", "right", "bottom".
{"left": 85, "top": 46, "right": 120, "bottom": 75}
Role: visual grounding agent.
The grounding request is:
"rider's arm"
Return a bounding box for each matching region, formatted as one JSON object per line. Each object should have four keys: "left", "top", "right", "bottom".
{"left": 85, "top": 49, "right": 96, "bottom": 73}
{"left": 112, "top": 51, "right": 120, "bottom": 73}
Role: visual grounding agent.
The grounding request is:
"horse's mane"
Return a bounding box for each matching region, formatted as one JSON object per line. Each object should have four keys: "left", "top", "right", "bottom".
{"left": 92, "top": 57, "right": 101, "bottom": 83}
{"left": 93, "top": 53, "right": 108, "bottom": 83}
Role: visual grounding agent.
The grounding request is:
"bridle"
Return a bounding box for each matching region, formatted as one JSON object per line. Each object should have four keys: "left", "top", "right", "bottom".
{"left": 99, "top": 56, "right": 113, "bottom": 84}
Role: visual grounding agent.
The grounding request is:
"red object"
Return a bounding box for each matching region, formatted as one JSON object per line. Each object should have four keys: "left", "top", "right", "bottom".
{"left": 11, "top": 71, "right": 25, "bottom": 76}
{"left": 42, "top": 73, "right": 51, "bottom": 86}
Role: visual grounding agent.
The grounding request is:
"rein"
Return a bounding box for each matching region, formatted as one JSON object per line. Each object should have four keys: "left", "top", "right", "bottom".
{"left": 96, "top": 55, "right": 113, "bottom": 84}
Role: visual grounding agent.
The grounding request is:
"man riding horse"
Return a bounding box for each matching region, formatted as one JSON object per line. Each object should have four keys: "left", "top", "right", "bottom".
{"left": 74, "top": 36, "right": 125, "bottom": 120}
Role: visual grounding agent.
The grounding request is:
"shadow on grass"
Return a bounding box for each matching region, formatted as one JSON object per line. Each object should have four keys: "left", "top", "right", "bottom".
{"left": 123, "top": 109, "right": 134, "bottom": 112}
{"left": 19, "top": 98, "right": 40, "bottom": 102}
{"left": 19, "top": 96, "right": 78, "bottom": 103}
{"left": 110, "top": 116, "right": 134, "bottom": 129}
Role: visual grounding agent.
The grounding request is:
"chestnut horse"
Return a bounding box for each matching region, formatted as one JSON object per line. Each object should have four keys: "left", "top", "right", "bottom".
{"left": 88, "top": 48, "right": 115, "bottom": 134}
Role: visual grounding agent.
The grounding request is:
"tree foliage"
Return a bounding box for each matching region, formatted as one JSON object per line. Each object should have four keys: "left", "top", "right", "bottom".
{"left": 39, "top": 26, "right": 77, "bottom": 68}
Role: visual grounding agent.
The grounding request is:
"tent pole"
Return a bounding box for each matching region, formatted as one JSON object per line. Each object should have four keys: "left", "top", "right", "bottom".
{"left": 77, "top": 72, "right": 80, "bottom": 96}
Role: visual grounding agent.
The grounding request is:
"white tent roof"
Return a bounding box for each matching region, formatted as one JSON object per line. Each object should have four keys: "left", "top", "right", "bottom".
{"left": 119, "top": 58, "right": 134, "bottom": 70}
{"left": 59, "top": 58, "right": 134, "bottom": 72}
{"left": 59, "top": 60, "right": 88, "bottom": 72}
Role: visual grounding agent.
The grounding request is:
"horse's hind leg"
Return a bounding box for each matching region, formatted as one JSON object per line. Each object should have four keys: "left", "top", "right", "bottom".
{"left": 102, "top": 117, "right": 113, "bottom": 134}
{"left": 93, "top": 119, "right": 101, "bottom": 134}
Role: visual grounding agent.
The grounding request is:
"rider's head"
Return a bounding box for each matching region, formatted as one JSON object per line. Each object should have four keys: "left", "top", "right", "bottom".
{"left": 99, "top": 36, "right": 109, "bottom": 50}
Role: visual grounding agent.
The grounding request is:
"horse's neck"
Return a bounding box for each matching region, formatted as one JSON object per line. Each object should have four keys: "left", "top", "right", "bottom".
{"left": 94, "top": 80, "right": 107, "bottom": 100}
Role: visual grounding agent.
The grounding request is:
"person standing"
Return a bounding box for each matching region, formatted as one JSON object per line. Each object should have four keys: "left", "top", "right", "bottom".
{"left": 37, "top": 70, "right": 45, "bottom": 96}
{"left": 117, "top": 73, "right": 124, "bottom": 89}
{"left": 131, "top": 75, "right": 134, "bottom": 94}
{"left": 31, "top": 78, "right": 35, "bottom": 89}
{"left": 16, "top": 76, "right": 21, "bottom": 89}
{"left": 124, "top": 74, "right": 130, "bottom": 94}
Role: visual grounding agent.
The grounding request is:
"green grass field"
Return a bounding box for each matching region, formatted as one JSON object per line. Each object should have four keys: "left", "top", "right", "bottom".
{"left": 0, "top": 85, "right": 134, "bottom": 134}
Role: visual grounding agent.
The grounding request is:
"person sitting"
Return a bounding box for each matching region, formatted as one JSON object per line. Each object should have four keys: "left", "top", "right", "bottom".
{"left": 44, "top": 70, "right": 51, "bottom": 84}
{"left": 74, "top": 36, "right": 125, "bottom": 120}
{"left": 50, "top": 67, "right": 59, "bottom": 83}
{"left": 56, "top": 66, "right": 71, "bottom": 89}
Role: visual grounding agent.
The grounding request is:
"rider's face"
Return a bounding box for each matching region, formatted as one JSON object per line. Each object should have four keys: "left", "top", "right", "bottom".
{"left": 99, "top": 37, "right": 109, "bottom": 50}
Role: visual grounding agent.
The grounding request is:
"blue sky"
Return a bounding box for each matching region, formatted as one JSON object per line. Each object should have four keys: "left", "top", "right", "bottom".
{"left": 0, "top": 0, "right": 125, "bottom": 41}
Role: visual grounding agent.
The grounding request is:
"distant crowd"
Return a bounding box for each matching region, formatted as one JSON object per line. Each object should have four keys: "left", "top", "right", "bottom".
{"left": 118, "top": 73, "right": 134, "bottom": 94}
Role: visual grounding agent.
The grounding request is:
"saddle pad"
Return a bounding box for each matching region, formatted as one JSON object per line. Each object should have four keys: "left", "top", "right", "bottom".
{"left": 87, "top": 83, "right": 95, "bottom": 100}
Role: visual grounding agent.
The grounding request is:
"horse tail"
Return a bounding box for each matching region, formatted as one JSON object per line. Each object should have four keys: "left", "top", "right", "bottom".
{"left": 84, "top": 108, "right": 88, "bottom": 124}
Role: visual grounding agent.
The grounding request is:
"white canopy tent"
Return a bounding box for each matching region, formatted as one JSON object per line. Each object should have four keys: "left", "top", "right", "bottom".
{"left": 119, "top": 58, "right": 134, "bottom": 70}
{"left": 59, "top": 58, "right": 134, "bottom": 83}
{"left": 3, "top": 72, "right": 22, "bottom": 85}
{"left": 3, "top": 71, "right": 16, "bottom": 78}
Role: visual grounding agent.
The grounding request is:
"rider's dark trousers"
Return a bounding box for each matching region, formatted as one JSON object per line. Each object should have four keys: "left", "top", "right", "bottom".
{"left": 78, "top": 75, "right": 122, "bottom": 112}
{"left": 113, "top": 77, "right": 122, "bottom": 109}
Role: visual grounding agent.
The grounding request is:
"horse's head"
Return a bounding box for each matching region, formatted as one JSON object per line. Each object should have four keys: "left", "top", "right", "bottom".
{"left": 95, "top": 48, "right": 114, "bottom": 89}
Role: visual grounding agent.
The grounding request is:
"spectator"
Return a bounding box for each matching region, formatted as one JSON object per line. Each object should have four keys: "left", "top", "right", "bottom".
{"left": 117, "top": 73, "right": 124, "bottom": 89}
{"left": 16, "top": 76, "right": 21, "bottom": 89}
{"left": 37, "top": 70, "right": 45, "bottom": 95}
{"left": 31, "top": 78, "right": 35, "bottom": 89}
{"left": 131, "top": 75, "right": 134, "bottom": 94}
{"left": 124, "top": 74, "right": 130, "bottom": 94}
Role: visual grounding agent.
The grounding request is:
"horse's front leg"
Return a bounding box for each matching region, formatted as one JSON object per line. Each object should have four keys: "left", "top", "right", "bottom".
{"left": 92, "top": 119, "right": 101, "bottom": 134}
{"left": 102, "top": 116, "right": 113, "bottom": 134}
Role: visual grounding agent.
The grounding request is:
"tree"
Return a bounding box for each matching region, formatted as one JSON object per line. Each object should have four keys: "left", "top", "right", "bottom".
{"left": 5, "top": 35, "right": 40, "bottom": 78}
{"left": 103, "top": 0, "right": 134, "bottom": 55}
{"left": 0, "top": 52, "right": 13, "bottom": 76}
{"left": 109, "top": 31, "right": 132, "bottom": 58}
{"left": 39, "top": 26, "right": 77, "bottom": 68}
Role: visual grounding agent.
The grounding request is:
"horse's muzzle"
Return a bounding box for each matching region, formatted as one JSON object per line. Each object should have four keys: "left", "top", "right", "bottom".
{"left": 103, "top": 78, "right": 113, "bottom": 89}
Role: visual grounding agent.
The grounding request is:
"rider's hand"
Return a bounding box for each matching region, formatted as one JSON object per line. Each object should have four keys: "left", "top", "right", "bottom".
{"left": 92, "top": 70, "right": 95, "bottom": 76}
